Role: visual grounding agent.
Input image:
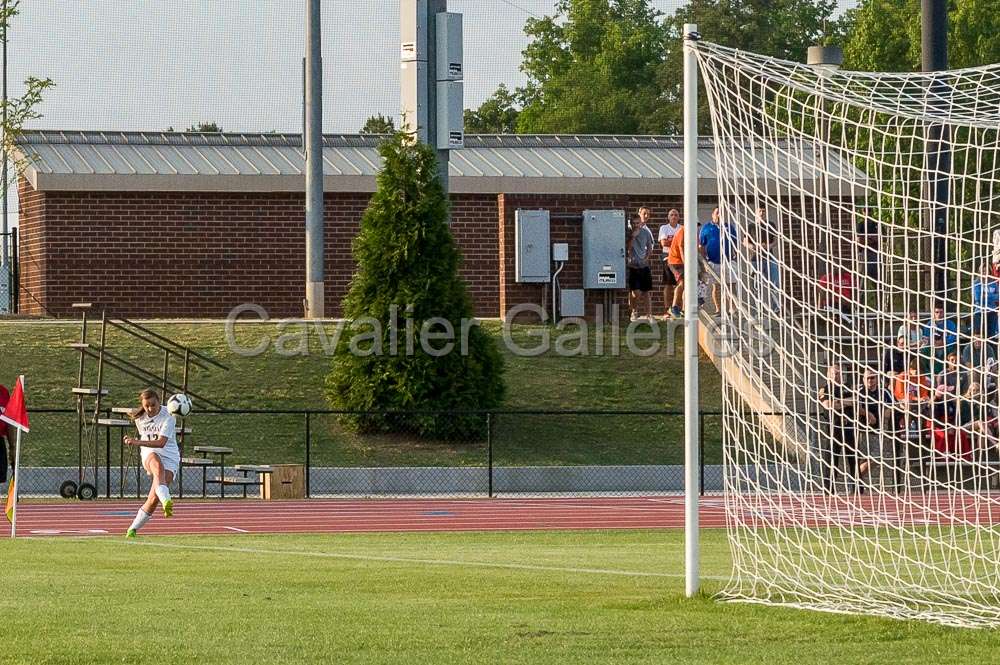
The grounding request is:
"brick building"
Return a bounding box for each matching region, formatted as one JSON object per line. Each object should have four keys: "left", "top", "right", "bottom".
{"left": 14, "top": 131, "right": 850, "bottom": 319}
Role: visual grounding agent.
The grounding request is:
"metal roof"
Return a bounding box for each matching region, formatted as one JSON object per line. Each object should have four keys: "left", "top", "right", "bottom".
{"left": 14, "top": 130, "right": 864, "bottom": 196}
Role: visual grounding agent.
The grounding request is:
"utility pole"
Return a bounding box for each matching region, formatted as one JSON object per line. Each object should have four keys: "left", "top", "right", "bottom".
{"left": 2, "top": 0, "right": 9, "bottom": 270}
{"left": 304, "top": 0, "right": 324, "bottom": 318}
{"left": 922, "top": 0, "right": 949, "bottom": 301}
{"left": 400, "top": 0, "right": 463, "bottom": 198}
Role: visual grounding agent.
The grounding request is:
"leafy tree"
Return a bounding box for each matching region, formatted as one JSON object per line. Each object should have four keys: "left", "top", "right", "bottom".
{"left": 841, "top": 0, "right": 1000, "bottom": 71}
{"left": 186, "top": 122, "right": 223, "bottom": 133}
{"left": 464, "top": 85, "right": 521, "bottom": 134}
{"left": 651, "top": 0, "right": 837, "bottom": 133}
{"left": 326, "top": 133, "right": 505, "bottom": 439}
{"left": 360, "top": 113, "right": 395, "bottom": 134}
{"left": 0, "top": 1, "right": 54, "bottom": 176}
{"left": 513, "top": 0, "right": 668, "bottom": 134}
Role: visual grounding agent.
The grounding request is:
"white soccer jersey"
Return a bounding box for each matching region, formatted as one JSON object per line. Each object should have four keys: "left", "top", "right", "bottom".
{"left": 135, "top": 407, "right": 180, "bottom": 474}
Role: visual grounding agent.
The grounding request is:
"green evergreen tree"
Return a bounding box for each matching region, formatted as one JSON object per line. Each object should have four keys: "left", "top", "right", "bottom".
{"left": 326, "top": 133, "right": 505, "bottom": 439}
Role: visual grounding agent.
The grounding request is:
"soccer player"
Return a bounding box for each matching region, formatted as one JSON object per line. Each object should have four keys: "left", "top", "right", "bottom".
{"left": 123, "top": 388, "right": 179, "bottom": 537}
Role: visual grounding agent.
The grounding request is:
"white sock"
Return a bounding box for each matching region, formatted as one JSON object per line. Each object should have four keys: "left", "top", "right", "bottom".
{"left": 155, "top": 484, "right": 172, "bottom": 504}
{"left": 129, "top": 509, "right": 152, "bottom": 532}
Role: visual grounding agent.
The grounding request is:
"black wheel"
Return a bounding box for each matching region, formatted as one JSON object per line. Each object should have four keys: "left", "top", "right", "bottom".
{"left": 77, "top": 483, "right": 97, "bottom": 501}
{"left": 59, "top": 480, "right": 78, "bottom": 499}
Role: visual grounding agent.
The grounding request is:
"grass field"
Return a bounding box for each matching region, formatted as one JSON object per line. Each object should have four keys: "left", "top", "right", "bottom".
{"left": 3, "top": 528, "right": 994, "bottom": 665}
{"left": 0, "top": 320, "right": 725, "bottom": 468}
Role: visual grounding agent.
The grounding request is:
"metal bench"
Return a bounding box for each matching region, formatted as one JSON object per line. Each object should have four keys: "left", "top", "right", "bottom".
{"left": 209, "top": 465, "right": 274, "bottom": 498}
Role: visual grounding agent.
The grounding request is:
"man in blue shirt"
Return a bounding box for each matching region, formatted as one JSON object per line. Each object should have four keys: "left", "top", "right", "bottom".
{"left": 699, "top": 207, "right": 723, "bottom": 312}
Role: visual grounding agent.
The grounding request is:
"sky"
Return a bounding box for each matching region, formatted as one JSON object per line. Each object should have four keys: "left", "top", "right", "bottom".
{"left": 3, "top": 0, "right": 857, "bottom": 225}
{"left": 11, "top": 0, "right": 857, "bottom": 135}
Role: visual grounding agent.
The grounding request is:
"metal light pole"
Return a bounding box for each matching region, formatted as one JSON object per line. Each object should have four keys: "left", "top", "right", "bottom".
{"left": 682, "top": 22, "right": 700, "bottom": 599}
{"left": 304, "top": 0, "right": 325, "bottom": 318}
{"left": 2, "top": 0, "right": 9, "bottom": 270}
{"left": 922, "top": 0, "right": 949, "bottom": 300}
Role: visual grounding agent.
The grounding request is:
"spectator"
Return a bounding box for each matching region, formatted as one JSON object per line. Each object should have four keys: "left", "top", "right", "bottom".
{"left": 0, "top": 383, "right": 8, "bottom": 485}
{"left": 959, "top": 382, "right": 998, "bottom": 451}
{"left": 658, "top": 208, "right": 682, "bottom": 319}
{"left": 919, "top": 333, "right": 948, "bottom": 378}
{"left": 961, "top": 335, "right": 997, "bottom": 394}
{"left": 667, "top": 223, "right": 687, "bottom": 318}
{"left": 856, "top": 217, "right": 882, "bottom": 281}
{"left": 971, "top": 261, "right": 1000, "bottom": 338}
{"left": 699, "top": 207, "right": 724, "bottom": 313}
{"left": 626, "top": 207, "right": 655, "bottom": 322}
{"left": 855, "top": 368, "right": 893, "bottom": 487}
{"left": 818, "top": 363, "right": 857, "bottom": 492}
{"left": 893, "top": 356, "right": 931, "bottom": 434}
{"left": 923, "top": 303, "right": 958, "bottom": 348}
{"left": 818, "top": 265, "right": 855, "bottom": 316}
{"left": 884, "top": 336, "right": 909, "bottom": 375}
{"left": 896, "top": 310, "right": 926, "bottom": 349}
{"left": 935, "top": 351, "right": 966, "bottom": 397}
{"left": 742, "top": 206, "right": 782, "bottom": 315}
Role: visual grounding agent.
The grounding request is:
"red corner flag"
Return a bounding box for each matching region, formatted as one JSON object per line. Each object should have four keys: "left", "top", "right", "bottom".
{"left": 0, "top": 376, "right": 29, "bottom": 433}
{"left": 3, "top": 376, "right": 28, "bottom": 534}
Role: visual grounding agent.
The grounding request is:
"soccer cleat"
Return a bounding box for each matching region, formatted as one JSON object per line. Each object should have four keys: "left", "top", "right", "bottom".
{"left": 125, "top": 528, "right": 136, "bottom": 539}
{"left": 163, "top": 498, "right": 174, "bottom": 518}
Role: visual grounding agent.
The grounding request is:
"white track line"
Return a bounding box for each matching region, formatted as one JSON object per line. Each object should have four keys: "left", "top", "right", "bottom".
{"left": 119, "top": 540, "right": 730, "bottom": 580}
{"left": 223, "top": 526, "right": 249, "bottom": 533}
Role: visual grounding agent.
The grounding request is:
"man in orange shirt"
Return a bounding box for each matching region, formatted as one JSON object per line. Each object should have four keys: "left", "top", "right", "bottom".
{"left": 667, "top": 225, "right": 686, "bottom": 318}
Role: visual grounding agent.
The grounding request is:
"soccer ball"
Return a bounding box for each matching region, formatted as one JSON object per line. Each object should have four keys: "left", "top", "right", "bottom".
{"left": 166, "top": 393, "right": 192, "bottom": 417}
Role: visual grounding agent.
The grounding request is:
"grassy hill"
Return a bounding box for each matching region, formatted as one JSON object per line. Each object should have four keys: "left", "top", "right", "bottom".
{"left": 0, "top": 320, "right": 724, "bottom": 468}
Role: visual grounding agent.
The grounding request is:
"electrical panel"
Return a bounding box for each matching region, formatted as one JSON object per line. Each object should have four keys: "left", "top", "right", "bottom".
{"left": 582, "top": 209, "right": 626, "bottom": 289}
{"left": 436, "top": 81, "right": 464, "bottom": 149}
{"left": 561, "top": 289, "right": 585, "bottom": 318}
{"left": 515, "top": 209, "right": 551, "bottom": 283}
{"left": 553, "top": 243, "right": 569, "bottom": 262}
{"left": 436, "top": 13, "right": 463, "bottom": 80}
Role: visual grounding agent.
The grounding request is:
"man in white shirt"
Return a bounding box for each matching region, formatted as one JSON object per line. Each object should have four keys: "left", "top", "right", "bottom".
{"left": 658, "top": 208, "right": 681, "bottom": 319}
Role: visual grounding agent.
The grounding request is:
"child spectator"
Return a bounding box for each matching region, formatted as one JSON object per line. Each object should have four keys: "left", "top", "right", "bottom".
{"left": 894, "top": 357, "right": 931, "bottom": 433}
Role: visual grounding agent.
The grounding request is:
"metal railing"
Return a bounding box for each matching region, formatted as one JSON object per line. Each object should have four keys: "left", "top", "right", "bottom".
{"left": 11, "top": 407, "right": 728, "bottom": 499}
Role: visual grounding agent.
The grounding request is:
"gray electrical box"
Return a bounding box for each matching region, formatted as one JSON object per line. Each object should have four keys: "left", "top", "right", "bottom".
{"left": 515, "top": 209, "right": 551, "bottom": 283}
{"left": 561, "top": 289, "right": 585, "bottom": 318}
{"left": 436, "top": 13, "right": 463, "bottom": 80}
{"left": 436, "top": 80, "right": 464, "bottom": 149}
{"left": 582, "top": 209, "right": 626, "bottom": 289}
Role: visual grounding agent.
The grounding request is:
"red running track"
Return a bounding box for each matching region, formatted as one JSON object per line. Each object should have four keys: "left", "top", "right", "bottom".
{"left": 13, "top": 497, "right": 708, "bottom": 537}
{"left": 13, "top": 494, "right": 1000, "bottom": 538}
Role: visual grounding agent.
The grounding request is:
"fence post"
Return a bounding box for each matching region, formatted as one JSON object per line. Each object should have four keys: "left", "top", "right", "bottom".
{"left": 487, "top": 412, "right": 493, "bottom": 498}
{"left": 304, "top": 412, "right": 311, "bottom": 498}
{"left": 699, "top": 412, "right": 705, "bottom": 496}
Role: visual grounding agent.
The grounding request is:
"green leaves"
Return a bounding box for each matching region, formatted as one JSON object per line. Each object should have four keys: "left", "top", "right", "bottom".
{"left": 842, "top": 0, "right": 1000, "bottom": 71}
{"left": 326, "top": 134, "right": 506, "bottom": 439}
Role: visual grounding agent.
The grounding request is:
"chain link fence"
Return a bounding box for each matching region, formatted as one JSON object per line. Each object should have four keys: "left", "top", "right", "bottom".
{"left": 7, "top": 408, "right": 726, "bottom": 499}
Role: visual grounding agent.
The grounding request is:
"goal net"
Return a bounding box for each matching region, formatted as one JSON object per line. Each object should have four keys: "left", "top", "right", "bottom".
{"left": 692, "top": 40, "right": 1000, "bottom": 628}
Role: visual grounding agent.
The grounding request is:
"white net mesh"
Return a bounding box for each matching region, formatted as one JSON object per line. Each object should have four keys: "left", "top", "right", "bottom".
{"left": 692, "top": 40, "right": 1000, "bottom": 628}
